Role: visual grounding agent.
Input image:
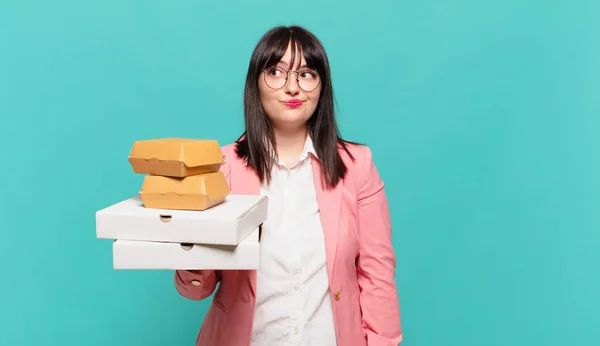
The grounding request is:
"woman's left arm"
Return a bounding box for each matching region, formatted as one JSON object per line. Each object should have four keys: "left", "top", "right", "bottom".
{"left": 356, "top": 146, "right": 403, "bottom": 346}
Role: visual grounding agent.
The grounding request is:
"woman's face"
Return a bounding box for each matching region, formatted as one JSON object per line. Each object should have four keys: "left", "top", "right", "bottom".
{"left": 258, "top": 43, "right": 321, "bottom": 131}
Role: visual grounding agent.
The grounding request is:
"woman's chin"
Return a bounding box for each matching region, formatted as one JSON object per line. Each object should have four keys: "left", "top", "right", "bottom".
{"left": 274, "top": 111, "right": 309, "bottom": 123}
{"left": 272, "top": 117, "right": 309, "bottom": 130}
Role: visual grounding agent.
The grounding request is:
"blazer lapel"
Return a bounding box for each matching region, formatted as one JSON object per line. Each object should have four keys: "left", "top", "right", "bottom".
{"left": 311, "top": 156, "right": 343, "bottom": 281}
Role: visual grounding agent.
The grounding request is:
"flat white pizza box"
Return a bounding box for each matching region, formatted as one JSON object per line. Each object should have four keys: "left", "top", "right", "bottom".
{"left": 96, "top": 194, "right": 268, "bottom": 245}
{"left": 112, "top": 227, "right": 261, "bottom": 270}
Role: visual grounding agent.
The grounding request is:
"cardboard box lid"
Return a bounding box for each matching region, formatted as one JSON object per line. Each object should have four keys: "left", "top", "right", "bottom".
{"left": 128, "top": 138, "right": 225, "bottom": 168}
{"left": 140, "top": 172, "right": 230, "bottom": 199}
{"left": 96, "top": 194, "right": 268, "bottom": 245}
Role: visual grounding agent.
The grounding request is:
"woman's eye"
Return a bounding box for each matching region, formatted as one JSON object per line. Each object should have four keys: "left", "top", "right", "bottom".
{"left": 269, "top": 68, "right": 283, "bottom": 76}
{"left": 300, "top": 70, "right": 317, "bottom": 79}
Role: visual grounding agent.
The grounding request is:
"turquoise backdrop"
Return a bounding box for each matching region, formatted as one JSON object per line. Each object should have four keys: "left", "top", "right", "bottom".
{"left": 1, "top": 0, "right": 598, "bottom": 345}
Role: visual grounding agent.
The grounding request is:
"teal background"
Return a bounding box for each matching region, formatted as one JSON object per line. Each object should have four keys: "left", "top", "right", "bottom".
{"left": 1, "top": 0, "right": 598, "bottom": 345}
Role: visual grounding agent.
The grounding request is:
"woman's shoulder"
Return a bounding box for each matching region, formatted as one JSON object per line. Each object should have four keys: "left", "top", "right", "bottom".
{"left": 221, "top": 142, "right": 238, "bottom": 156}
{"left": 339, "top": 140, "right": 384, "bottom": 195}
{"left": 219, "top": 141, "right": 243, "bottom": 165}
{"left": 339, "top": 140, "right": 375, "bottom": 168}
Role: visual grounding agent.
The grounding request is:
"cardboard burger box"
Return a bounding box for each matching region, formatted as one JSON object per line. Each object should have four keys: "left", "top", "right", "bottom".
{"left": 112, "top": 226, "right": 262, "bottom": 270}
{"left": 140, "top": 171, "right": 230, "bottom": 211}
{"left": 128, "top": 138, "right": 225, "bottom": 178}
{"left": 96, "top": 194, "right": 268, "bottom": 246}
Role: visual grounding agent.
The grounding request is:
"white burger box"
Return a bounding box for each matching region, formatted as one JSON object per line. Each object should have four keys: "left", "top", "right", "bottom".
{"left": 96, "top": 194, "right": 268, "bottom": 245}
{"left": 112, "top": 226, "right": 261, "bottom": 270}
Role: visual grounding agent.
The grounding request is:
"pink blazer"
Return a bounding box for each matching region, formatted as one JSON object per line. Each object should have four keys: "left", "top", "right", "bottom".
{"left": 175, "top": 142, "right": 402, "bottom": 346}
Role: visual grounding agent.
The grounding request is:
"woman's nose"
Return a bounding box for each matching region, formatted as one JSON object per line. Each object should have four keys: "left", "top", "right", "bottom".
{"left": 284, "top": 74, "right": 301, "bottom": 95}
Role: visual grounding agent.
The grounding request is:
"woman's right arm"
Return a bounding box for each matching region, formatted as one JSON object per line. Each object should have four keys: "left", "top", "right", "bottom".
{"left": 174, "top": 270, "right": 221, "bottom": 300}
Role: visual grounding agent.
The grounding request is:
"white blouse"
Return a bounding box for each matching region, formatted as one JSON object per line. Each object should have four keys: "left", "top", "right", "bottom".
{"left": 251, "top": 135, "right": 337, "bottom": 346}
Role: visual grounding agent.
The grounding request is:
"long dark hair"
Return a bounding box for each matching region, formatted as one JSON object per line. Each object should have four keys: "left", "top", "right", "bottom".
{"left": 235, "top": 25, "right": 356, "bottom": 189}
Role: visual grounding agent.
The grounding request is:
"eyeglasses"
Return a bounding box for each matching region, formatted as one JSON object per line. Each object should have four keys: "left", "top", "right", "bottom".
{"left": 262, "top": 66, "right": 321, "bottom": 92}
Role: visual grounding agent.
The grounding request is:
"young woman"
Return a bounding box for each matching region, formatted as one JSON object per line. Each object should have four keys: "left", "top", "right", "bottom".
{"left": 175, "top": 25, "right": 402, "bottom": 346}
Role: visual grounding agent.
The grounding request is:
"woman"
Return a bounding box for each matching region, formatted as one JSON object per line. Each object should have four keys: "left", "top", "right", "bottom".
{"left": 175, "top": 25, "right": 402, "bottom": 346}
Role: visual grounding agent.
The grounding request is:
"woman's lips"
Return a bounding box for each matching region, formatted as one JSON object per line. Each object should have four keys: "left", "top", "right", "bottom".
{"left": 283, "top": 100, "right": 303, "bottom": 108}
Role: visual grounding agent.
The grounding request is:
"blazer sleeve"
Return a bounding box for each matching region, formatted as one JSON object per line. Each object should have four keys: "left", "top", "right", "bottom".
{"left": 356, "top": 146, "right": 403, "bottom": 346}
{"left": 173, "top": 154, "right": 232, "bottom": 300}
{"left": 174, "top": 269, "right": 220, "bottom": 300}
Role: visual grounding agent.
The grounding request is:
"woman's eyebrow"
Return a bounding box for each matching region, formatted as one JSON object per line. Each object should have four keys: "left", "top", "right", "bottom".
{"left": 277, "top": 60, "right": 309, "bottom": 69}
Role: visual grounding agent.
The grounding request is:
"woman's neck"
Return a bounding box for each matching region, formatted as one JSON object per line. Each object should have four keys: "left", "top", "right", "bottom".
{"left": 273, "top": 126, "right": 308, "bottom": 167}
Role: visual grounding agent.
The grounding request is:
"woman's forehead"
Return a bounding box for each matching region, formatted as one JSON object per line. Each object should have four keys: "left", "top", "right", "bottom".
{"left": 278, "top": 45, "right": 307, "bottom": 69}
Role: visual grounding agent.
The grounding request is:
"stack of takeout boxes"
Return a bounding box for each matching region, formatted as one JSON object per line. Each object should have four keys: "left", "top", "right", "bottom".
{"left": 95, "top": 138, "right": 268, "bottom": 270}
